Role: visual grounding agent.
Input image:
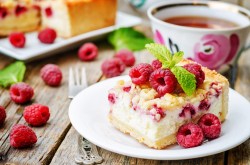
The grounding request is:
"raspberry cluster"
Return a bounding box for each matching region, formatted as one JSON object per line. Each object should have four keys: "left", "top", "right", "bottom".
{"left": 177, "top": 113, "right": 221, "bottom": 148}
{"left": 8, "top": 28, "right": 57, "bottom": 48}
{"left": 5, "top": 63, "right": 62, "bottom": 149}
{"left": 129, "top": 61, "right": 205, "bottom": 96}
{"left": 101, "top": 49, "right": 136, "bottom": 78}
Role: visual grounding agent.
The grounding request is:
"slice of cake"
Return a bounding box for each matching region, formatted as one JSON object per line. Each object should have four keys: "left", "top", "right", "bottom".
{"left": 39, "top": 0, "right": 117, "bottom": 38}
{"left": 108, "top": 44, "right": 229, "bottom": 149}
{"left": 0, "top": 0, "right": 40, "bottom": 36}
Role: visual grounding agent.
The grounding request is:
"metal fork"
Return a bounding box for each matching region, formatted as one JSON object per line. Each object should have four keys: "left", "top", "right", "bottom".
{"left": 68, "top": 67, "right": 103, "bottom": 164}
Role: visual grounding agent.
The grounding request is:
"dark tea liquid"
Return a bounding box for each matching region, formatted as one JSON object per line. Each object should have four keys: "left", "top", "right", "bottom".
{"left": 164, "top": 16, "right": 238, "bottom": 29}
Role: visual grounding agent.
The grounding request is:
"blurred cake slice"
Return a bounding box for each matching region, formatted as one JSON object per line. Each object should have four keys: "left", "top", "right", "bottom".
{"left": 108, "top": 60, "right": 229, "bottom": 149}
{"left": 40, "top": 0, "right": 117, "bottom": 38}
{"left": 0, "top": 0, "right": 40, "bottom": 36}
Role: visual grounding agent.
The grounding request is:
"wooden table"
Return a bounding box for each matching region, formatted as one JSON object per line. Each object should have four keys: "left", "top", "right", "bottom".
{"left": 0, "top": 2, "right": 250, "bottom": 165}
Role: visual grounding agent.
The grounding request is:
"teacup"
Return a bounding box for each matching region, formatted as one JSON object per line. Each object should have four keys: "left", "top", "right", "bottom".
{"left": 147, "top": 1, "right": 250, "bottom": 71}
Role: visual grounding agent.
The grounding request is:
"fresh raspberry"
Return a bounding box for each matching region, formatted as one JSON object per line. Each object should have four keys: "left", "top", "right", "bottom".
{"left": 0, "top": 7, "right": 8, "bottom": 19}
{"left": 151, "top": 60, "right": 162, "bottom": 70}
{"left": 177, "top": 123, "right": 204, "bottom": 148}
{"left": 129, "top": 63, "right": 153, "bottom": 85}
{"left": 183, "top": 64, "right": 205, "bottom": 87}
{"left": 101, "top": 58, "right": 125, "bottom": 78}
{"left": 38, "top": 28, "right": 57, "bottom": 44}
{"left": 78, "top": 43, "right": 98, "bottom": 61}
{"left": 10, "top": 83, "right": 34, "bottom": 104}
{"left": 114, "top": 49, "right": 135, "bottom": 67}
{"left": 15, "top": 5, "right": 27, "bottom": 16}
{"left": 0, "top": 106, "right": 6, "bottom": 126}
{"left": 198, "top": 113, "right": 221, "bottom": 139}
{"left": 9, "top": 32, "right": 26, "bottom": 48}
{"left": 10, "top": 124, "right": 37, "bottom": 148}
{"left": 44, "top": 7, "right": 53, "bottom": 17}
{"left": 149, "top": 68, "right": 177, "bottom": 96}
{"left": 40, "top": 64, "right": 63, "bottom": 86}
{"left": 24, "top": 104, "right": 50, "bottom": 126}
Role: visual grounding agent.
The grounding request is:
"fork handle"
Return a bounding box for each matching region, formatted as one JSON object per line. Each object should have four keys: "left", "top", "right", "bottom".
{"left": 75, "top": 136, "right": 103, "bottom": 164}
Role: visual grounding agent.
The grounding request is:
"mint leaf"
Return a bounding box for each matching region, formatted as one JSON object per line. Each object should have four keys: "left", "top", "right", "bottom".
{"left": 172, "top": 51, "right": 184, "bottom": 64}
{"left": 145, "top": 43, "right": 173, "bottom": 68}
{"left": 171, "top": 66, "right": 196, "bottom": 96}
{"left": 0, "top": 61, "right": 26, "bottom": 88}
{"left": 108, "top": 27, "right": 153, "bottom": 51}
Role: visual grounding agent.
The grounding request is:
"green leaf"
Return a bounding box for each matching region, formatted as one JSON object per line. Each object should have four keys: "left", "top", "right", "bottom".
{"left": 0, "top": 61, "right": 26, "bottom": 88}
{"left": 145, "top": 43, "right": 173, "bottom": 68}
{"left": 171, "top": 66, "right": 196, "bottom": 96}
{"left": 108, "top": 27, "right": 153, "bottom": 51}
{"left": 172, "top": 51, "right": 184, "bottom": 65}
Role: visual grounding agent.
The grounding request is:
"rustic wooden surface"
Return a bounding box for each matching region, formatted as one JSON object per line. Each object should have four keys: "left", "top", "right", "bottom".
{"left": 0, "top": 0, "right": 250, "bottom": 164}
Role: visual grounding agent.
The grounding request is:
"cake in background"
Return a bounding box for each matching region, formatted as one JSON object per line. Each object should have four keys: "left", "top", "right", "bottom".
{"left": 40, "top": 0, "right": 117, "bottom": 38}
{"left": 0, "top": 0, "right": 40, "bottom": 36}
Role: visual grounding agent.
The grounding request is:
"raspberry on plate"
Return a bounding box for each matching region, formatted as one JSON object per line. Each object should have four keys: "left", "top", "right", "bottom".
{"left": 129, "top": 63, "right": 153, "bottom": 85}
{"left": 149, "top": 68, "right": 177, "bottom": 96}
{"left": 183, "top": 63, "right": 205, "bottom": 87}
{"left": 0, "top": 106, "right": 6, "bottom": 126}
{"left": 40, "top": 64, "right": 63, "bottom": 86}
{"left": 10, "top": 124, "right": 37, "bottom": 148}
{"left": 78, "top": 43, "right": 98, "bottom": 61}
{"left": 10, "top": 83, "right": 34, "bottom": 104}
{"left": 177, "top": 123, "right": 204, "bottom": 148}
{"left": 151, "top": 59, "right": 162, "bottom": 70}
{"left": 114, "top": 49, "right": 135, "bottom": 67}
{"left": 24, "top": 104, "right": 50, "bottom": 127}
{"left": 198, "top": 113, "right": 221, "bottom": 139}
{"left": 38, "top": 28, "right": 57, "bottom": 44}
{"left": 9, "top": 32, "right": 26, "bottom": 48}
{"left": 101, "top": 58, "right": 126, "bottom": 78}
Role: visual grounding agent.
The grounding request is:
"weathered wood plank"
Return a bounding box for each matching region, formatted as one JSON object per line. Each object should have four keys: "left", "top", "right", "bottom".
{"left": 227, "top": 49, "right": 250, "bottom": 165}
{"left": 1, "top": 42, "right": 115, "bottom": 164}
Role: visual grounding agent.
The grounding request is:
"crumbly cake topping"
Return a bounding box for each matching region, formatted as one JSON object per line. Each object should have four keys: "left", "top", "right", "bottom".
{"left": 110, "top": 59, "right": 228, "bottom": 113}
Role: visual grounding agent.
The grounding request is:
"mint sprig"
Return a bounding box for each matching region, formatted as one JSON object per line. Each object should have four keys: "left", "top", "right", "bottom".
{"left": 0, "top": 61, "right": 26, "bottom": 88}
{"left": 145, "top": 43, "right": 196, "bottom": 96}
{"left": 108, "top": 27, "right": 153, "bottom": 51}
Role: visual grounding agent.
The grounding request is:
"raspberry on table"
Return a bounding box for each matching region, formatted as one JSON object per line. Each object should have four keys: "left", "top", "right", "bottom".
{"left": 151, "top": 60, "right": 162, "bottom": 70}
{"left": 177, "top": 123, "right": 204, "bottom": 148}
{"left": 38, "top": 28, "right": 57, "bottom": 44}
{"left": 183, "top": 63, "right": 205, "bottom": 87}
{"left": 10, "top": 83, "right": 34, "bottom": 104}
{"left": 0, "top": 106, "right": 6, "bottom": 126}
{"left": 198, "top": 113, "right": 221, "bottom": 139}
{"left": 129, "top": 63, "right": 153, "bottom": 85}
{"left": 9, "top": 32, "right": 26, "bottom": 48}
{"left": 114, "top": 49, "right": 135, "bottom": 67}
{"left": 40, "top": 64, "right": 63, "bottom": 86}
{"left": 10, "top": 124, "right": 37, "bottom": 148}
{"left": 24, "top": 104, "right": 50, "bottom": 127}
{"left": 149, "top": 68, "right": 177, "bottom": 96}
{"left": 78, "top": 43, "right": 98, "bottom": 61}
{"left": 101, "top": 58, "right": 126, "bottom": 78}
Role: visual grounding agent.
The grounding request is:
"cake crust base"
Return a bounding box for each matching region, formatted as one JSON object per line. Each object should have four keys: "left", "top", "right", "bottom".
{"left": 109, "top": 114, "right": 177, "bottom": 149}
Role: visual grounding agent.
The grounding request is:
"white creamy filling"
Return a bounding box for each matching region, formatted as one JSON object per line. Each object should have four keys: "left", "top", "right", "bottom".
{"left": 110, "top": 92, "right": 222, "bottom": 141}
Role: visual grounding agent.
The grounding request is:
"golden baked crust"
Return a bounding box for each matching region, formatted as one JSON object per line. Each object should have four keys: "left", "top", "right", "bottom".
{"left": 40, "top": 0, "right": 117, "bottom": 38}
{"left": 0, "top": 0, "right": 40, "bottom": 36}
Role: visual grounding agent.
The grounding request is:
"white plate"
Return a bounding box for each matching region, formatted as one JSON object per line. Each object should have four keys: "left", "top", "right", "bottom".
{"left": 0, "top": 12, "right": 141, "bottom": 61}
{"left": 69, "top": 75, "right": 250, "bottom": 160}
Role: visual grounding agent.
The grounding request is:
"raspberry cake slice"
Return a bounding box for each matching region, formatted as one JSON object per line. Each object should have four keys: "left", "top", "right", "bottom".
{"left": 108, "top": 44, "right": 229, "bottom": 149}
{"left": 0, "top": 0, "right": 40, "bottom": 36}
{"left": 39, "top": 0, "right": 117, "bottom": 38}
